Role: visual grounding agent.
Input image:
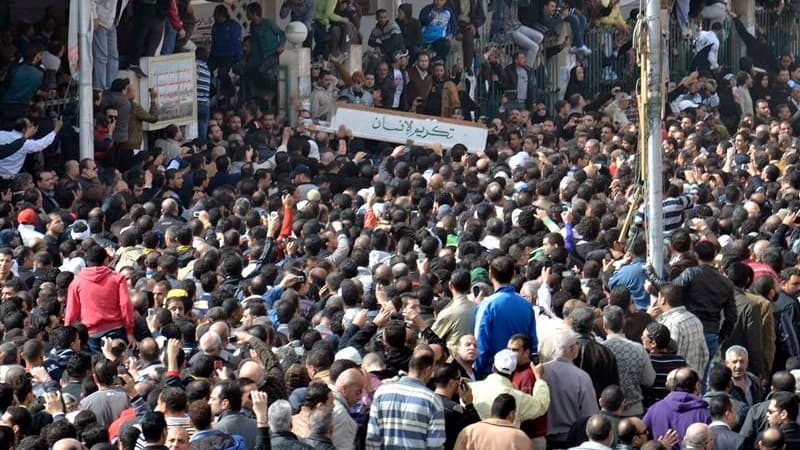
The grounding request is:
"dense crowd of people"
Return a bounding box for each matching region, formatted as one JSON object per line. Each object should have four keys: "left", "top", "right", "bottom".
{"left": 0, "top": 1, "right": 800, "bottom": 450}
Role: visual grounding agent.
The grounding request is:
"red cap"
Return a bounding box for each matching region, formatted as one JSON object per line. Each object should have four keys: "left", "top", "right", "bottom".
{"left": 17, "top": 208, "right": 39, "bottom": 227}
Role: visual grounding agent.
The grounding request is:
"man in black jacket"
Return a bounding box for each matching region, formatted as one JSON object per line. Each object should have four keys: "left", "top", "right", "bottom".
{"left": 668, "top": 240, "right": 737, "bottom": 383}
{"left": 570, "top": 306, "right": 620, "bottom": 395}
{"left": 740, "top": 371, "right": 797, "bottom": 449}
{"left": 766, "top": 392, "right": 800, "bottom": 449}
{"left": 502, "top": 51, "right": 537, "bottom": 110}
{"left": 433, "top": 364, "right": 481, "bottom": 450}
{"left": 774, "top": 267, "right": 800, "bottom": 373}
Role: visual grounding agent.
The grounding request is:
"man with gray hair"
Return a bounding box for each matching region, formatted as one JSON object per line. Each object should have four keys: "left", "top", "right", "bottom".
{"left": 269, "top": 399, "right": 313, "bottom": 449}
{"left": 724, "top": 345, "right": 763, "bottom": 407}
{"left": 302, "top": 407, "right": 336, "bottom": 450}
{"left": 190, "top": 330, "right": 239, "bottom": 371}
{"left": 683, "top": 423, "right": 714, "bottom": 450}
{"left": 543, "top": 328, "right": 600, "bottom": 448}
{"left": 602, "top": 305, "right": 656, "bottom": 416}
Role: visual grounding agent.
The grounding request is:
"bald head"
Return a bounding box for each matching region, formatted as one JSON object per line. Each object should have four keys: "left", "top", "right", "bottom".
{"left": 239, "top": 360, "right": 265, "bottom": 384}
{"left": 743, "top": 201, "right": 760, "bottom": 219}
{"left": 199, "top": 331, "right": 222, "bottom": 355}
{"left": 618, "top": 417, "right": 646, "bottom": 445}
{"left": 753, "top": 240, "right": 770, "bottom": 261}
{"left": 429, "top": 173, "right": 444, "bottom": 191}
{"left": 210, "top": 321, "right": 230, "bottom": 342}
{"left": 53, "top": 438, "right": 84, "bottom": 450}
{"left": 758, "top": 427, "right": 785, "bottom": 450}
{"left": 683, "top": 423, "right": 712, "bottom": 449}
{"left": 374, "top": 265, "right": 393, "bottom": 285}
{"left": 586, "top": 414, "right": 613, "bottom": 445}
{"left": 139, "top": 338, "right": 160, "bottom": 363}
{"left": 335, "top": 368, "right": 364, "bottom": 407}
{"left": 336, "top": 368, "right": 363, "bottom": 388}
{"left": 161, "top": 198, "right": 179, "bottom": 217}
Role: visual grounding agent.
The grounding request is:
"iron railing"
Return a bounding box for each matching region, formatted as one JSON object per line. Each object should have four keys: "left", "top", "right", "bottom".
{"left": 472, "top": 8, "right": 800, "bottom": 117}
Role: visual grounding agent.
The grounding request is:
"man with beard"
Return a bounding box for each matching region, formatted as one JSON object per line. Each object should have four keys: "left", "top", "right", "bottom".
{"left": 424, "top": 61, "right": 459, "bottom": 118}
{"left": 406, "top": 53, "right": 432, "bottom": 112}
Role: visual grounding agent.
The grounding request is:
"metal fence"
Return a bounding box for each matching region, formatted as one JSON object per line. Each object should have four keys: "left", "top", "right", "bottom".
{"left": 474, "top": 8, "right": 800, "bottom": 117}
{"left": 754, "top": 8, "right": 800, "bottom": 59}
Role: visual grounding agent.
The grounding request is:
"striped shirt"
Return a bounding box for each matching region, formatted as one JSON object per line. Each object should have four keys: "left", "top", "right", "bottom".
{"left": 366, "top": 376, "right": 446, "bottom": 450}
{"left": 635, "top": 188, "right": 698, "bottom": 236}
{"left": 642, "top": 353, "right": 687, "bottom": 409}
{"left": 196, "top": 61, "right": 211, "bottom": 105}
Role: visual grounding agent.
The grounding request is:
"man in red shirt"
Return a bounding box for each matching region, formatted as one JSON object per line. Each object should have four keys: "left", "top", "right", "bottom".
{"left": 65, "top": 245, "right": 135, "bottom": 352}
{"left": 507, "top": 333, "right": 548, "bottom": 450}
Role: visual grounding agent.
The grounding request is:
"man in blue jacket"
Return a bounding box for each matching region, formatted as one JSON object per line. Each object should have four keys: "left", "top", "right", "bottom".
{"left": 474, "top": 256, "right": 538, "bottom": 378}
{"left": 608, "top": 237, "right": 648, "bottom": 311}
{"left": 419, "top": 0, "right": 455, "bottom": 62}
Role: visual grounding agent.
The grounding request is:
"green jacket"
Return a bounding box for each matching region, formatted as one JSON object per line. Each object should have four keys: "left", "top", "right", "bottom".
{"left": 126, "top": 101, "right": 158, "bottom": 150}
{"left": 314, "top": 0, "right": 343, "bottom": 26}
{"left": 249, "top": 17, "right": 285, "bottom": 61}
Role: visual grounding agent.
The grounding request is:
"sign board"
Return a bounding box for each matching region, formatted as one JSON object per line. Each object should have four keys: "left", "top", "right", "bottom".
{"left": 330, "top": 104, "right": 487, "bottom": 152}
{"left": 139, "top": 53, "right": 197, "bottom": 131}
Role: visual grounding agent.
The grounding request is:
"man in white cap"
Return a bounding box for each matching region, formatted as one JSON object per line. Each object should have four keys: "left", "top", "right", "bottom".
{"left": 469, "top": 349, "right": 550, "bottom": 427}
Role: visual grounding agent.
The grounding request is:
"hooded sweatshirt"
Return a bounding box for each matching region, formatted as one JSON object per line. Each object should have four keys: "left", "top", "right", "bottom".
{"left": 643, "top": 391, "right": 710, "bottom": 450}
{"left": 65, "top": 266, "right": 134, "bottom": 336}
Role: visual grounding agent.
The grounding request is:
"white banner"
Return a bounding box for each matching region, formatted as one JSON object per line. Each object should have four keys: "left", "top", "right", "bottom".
{"left": 139, "top": 53, "right": 198, "bottom": 131}
{"left": 330, "top": 104, "right": 487, "bottom": 152}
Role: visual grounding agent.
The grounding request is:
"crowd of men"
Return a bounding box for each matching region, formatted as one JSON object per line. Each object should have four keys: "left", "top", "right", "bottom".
{"left": 0, "top": 0, "right": 800, "bottom": 450}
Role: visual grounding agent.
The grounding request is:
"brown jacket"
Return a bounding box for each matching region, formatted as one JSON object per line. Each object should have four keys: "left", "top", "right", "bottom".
{"left": 440, "top": 80, "right": 460, "bottom": 118}
{"left": 406, "top": 65, "right": 433, "bottom": 109}
{"left": 454, "top": 418, "right": 533, "bottom": 450}
{"left": 126, "top": 101, "right": 159, "bottom": 150}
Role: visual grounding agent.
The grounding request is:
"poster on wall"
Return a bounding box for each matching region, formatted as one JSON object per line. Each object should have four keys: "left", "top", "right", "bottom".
{"left": 139, "top": 53, "right": 197, "bottom": 131}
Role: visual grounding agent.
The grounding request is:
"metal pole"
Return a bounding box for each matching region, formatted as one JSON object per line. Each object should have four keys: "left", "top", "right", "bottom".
{"left": 645, "top": 0, "right": 664, "bottom": 276}
{"left": 78, "top": 0, "right": 94, "bottom": 161}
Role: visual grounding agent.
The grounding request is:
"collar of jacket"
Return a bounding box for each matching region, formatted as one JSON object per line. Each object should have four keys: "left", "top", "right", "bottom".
{"left": 481, "top": 418, "right": 517, "bottom": 428}
{"left": 485, "top": 373, "right": 513, "bottom": 387}
{"left": 217, "top": 410, "right": 244, "bottom": 421}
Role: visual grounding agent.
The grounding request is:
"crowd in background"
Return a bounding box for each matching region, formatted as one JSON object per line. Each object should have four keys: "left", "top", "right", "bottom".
{"left": 0, "top": 1, "right": 798, "bottom": 450}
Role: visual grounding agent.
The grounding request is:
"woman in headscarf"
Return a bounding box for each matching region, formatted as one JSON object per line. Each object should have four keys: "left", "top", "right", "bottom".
{"left": 564, "top": 64, "right": 591, "bottom": 101}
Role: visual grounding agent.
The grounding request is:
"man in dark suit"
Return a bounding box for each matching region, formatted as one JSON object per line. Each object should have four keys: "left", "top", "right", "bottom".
{"left": 709, "top": 396, "right": 744, "bottom": 450}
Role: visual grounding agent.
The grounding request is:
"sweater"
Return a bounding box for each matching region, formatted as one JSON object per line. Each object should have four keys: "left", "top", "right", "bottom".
{"left": 65, "top": 266, "right": 134, "bottom": 336}
{"left": 643, "top": 391, "right": 710, "bottom": 450}
{"left": 454, "top": 419, "right": 533, "bottom": 450}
